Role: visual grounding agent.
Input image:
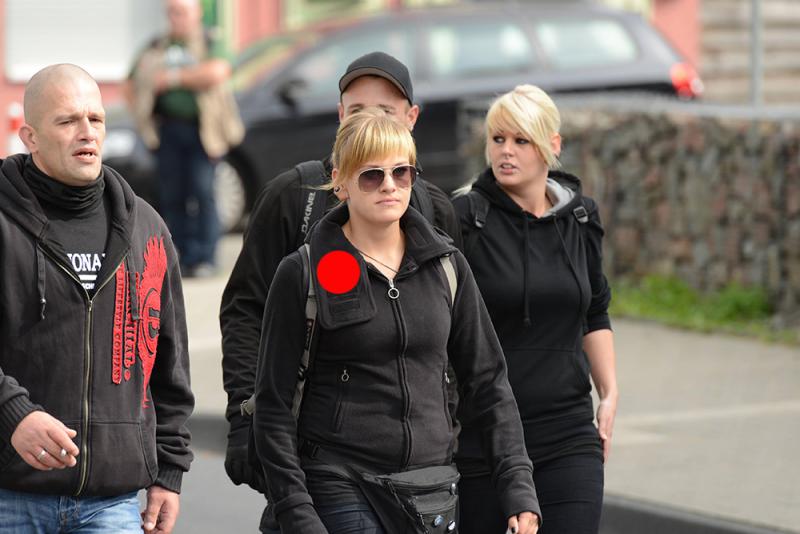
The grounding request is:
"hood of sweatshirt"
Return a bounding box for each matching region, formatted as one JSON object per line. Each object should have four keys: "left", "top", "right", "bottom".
{"left": 471, "top": 168, "right": 589, "bottom": 328}
{"left": 0, "top": 154, "right": 138, "bottom": 317}
{"left": 307, "top": 202, "right": 457, "bottom": 331}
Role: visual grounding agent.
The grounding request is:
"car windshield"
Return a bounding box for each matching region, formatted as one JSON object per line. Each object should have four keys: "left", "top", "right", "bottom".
{"left": 534, "top": 17, "right": 639, "bottom": 70}
{"left": 231, "top": 32, "right": 320, "bottom": 92}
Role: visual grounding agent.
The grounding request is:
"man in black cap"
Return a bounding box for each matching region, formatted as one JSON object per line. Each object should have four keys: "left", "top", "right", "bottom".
{"left": 218, "top": 51, "right": 461, "bottom": 532}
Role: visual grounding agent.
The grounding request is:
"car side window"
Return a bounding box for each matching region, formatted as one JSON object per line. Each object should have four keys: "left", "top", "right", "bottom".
{"left": 534, "top": 18, "right": 639, "bottom": 69}
{"left": 288, "top": 29, "right": 415, "bottom": 100}
{"left": 427, "top": 19, "right": 533, "bottom": 79}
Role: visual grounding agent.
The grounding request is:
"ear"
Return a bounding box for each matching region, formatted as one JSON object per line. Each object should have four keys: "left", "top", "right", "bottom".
{"left": 332, "top": 169, "right": 349, "bottom": 201}
{"left": 551, "top": 133, "right": 562, "bottom": 157}
{"left": 337, "top": 102, "right": 345, "bottom": 123}
{"left": 18, "top": 124, "right": 38, "bottom": 154}
{"left": 406, "top": 104, "right": 420, "bottom": 131}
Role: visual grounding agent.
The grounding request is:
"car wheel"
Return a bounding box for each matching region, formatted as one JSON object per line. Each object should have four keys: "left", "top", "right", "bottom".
{"left": 214, "top": 159, "right": 247, "bottom": 233}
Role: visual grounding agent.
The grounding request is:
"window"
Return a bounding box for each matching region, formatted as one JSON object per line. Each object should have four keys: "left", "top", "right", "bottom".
{"left": 288, "top": 28, "right": 414, "bottom": 100}
{"left": 428, "top": 20, "right": 533, "bottom": 80}
{"left": 534, "top": 18, "right": 638, "bottom": 70}
{"left": 5, "top": 0, "right": 166, "bottom": 82}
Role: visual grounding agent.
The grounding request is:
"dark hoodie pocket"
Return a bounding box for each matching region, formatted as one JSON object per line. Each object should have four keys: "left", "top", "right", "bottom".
{"left": 85, "top": 422, "right": 156, "bottom": 494}
{"left": 571, "top": 350, "right": 592, "bottom": 391}
{"left": 331, "top": 366, "right": 351, "bottom": 434}
{"left": 442, "top": 368, "right": 453, "bottom": 433}
{"left": 505, "top": 348, "right": 591, "bottom": 420}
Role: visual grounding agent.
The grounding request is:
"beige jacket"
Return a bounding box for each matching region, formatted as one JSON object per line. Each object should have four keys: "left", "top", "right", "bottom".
{"left": 130, "top": 30, "right": 244, "bottom": 159}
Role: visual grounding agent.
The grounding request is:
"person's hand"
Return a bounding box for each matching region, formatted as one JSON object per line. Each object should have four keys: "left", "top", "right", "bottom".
{"left": 141, "top": 485, "right": 180, "bottom": 534}
{"left": 506, "top": 511, "right": 539, "bottom": 534}
{"left": 224, "top": 442, "right": 266, "bottom": 493}
{"left": 596, "top": 394, "right": 618, "bottom": 462}
{"left": 10, "top": 411, "right": 79, "bottom": 470}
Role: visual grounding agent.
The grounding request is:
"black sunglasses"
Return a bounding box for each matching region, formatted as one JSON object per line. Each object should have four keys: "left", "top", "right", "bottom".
{"left": 357, "top": 164, "right": 418, "bottom": 192}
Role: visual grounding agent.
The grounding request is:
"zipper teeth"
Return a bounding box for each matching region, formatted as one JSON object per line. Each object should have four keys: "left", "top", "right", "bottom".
{"left": 368, "top": 265, "right": 412, "bottom": 469}
{"left": 76, "top": 300, "right": 93, "bottom": 495}
{"left": 39, "top": 247, "right": 124, "bottom": 496}
{"left": 76, "top": 260, "right": 124, "bottom": 496}
{"left": 390, "top": 281, "right": 412, "bottom": 469}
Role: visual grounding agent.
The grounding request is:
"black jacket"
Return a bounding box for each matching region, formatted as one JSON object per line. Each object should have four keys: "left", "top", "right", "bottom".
{"left": 453, "top": 169, "right": 611, "bottom": 465}
{"left": 254, "top": 203, "right": 538, "bottom": 533}
{"left": 0, "top": 154, "right": 193, "bottom": 496}
{"left": 220, "top": 161, "right": 461, "bottom": 442}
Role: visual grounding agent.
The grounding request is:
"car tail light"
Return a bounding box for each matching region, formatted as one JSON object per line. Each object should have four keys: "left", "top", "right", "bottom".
{"left": 670, "top": 62, "right": 704, "bottom": 99}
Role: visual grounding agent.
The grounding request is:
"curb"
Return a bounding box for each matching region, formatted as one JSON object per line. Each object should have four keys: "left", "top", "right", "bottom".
{"left": 187, "top": 415, "right": 793, "bottom": 534}
{"left": 601, "top": 494, "right": 793, "bottom": 534}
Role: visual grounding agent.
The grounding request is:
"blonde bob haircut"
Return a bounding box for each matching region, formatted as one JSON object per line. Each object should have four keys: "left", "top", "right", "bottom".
{"left": 330, "top": 107, "right": 417, "bottom": 190}
{"left": 485, "top": 84, "right": 561, "bottom": 169}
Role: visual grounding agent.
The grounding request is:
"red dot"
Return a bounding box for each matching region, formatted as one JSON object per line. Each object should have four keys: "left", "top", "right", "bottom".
{"left": 316, "top": 251, "right": 360, "bottom": 294}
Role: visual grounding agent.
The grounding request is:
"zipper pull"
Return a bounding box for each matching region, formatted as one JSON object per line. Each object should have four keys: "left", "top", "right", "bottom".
{"left": 387, "top": 279, "right": 399, "bottom": 300}
{"left": 340, "top": 367, "right": 350, "bottom": 382}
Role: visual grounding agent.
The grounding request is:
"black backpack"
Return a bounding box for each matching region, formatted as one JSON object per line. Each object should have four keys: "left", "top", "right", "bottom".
{"left": 459, "top": 188, "right": 592, "bottom": 256}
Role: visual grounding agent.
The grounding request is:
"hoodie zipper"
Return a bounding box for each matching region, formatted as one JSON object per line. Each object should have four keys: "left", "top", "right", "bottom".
{"left": 368, "top": 265, "right": 412, "bottom": 469}
{"left": 40, "top": 246, "right": 125, "bottom": 496}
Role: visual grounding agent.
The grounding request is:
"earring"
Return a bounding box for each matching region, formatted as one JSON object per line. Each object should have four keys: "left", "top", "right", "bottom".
{"left": 333, "top": 186, "right": 341, "bottom": 193}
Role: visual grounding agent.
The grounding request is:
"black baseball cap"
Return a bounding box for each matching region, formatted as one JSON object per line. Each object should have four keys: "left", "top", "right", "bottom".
{"left": 338, "top": 51, "right": 414, "bottom": 105}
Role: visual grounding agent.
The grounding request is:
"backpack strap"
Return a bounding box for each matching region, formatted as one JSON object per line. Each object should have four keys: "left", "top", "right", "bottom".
{"left": 438, "top": 255, "right": 457, "bottom": 308}
{"left": 239, "top": 243, "right": 318, "bottom": 420}
{"left": 296, "top": 160, "right": 329, "bottom": 241}
{"left": 292, "top": 243, "right": 318, "bottom": 418}
{"left": 410, "top": 179, "right": 436, "bottom": 226}
{"left": 573, "top": 201, "right": 589, "bottom": 224}
{"left": 462, "top": 189, "right": 490, "bottom": 256}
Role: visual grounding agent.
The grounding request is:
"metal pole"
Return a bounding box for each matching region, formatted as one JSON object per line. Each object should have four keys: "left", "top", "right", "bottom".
{"left": 751, "top": 0, "right": 763, "bottom": 106}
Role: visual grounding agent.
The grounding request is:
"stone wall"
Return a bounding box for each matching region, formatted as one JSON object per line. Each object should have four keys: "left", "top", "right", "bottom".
{"left": 700, "top": 0, "right": 800, "bottom": 104}
{"left": 462, "top": 98, "right": 800, "bottom": 323}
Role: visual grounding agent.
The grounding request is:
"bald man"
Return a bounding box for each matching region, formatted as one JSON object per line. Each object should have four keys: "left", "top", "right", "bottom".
{"left": 0, "top": 64, "right": 194, "bottom": 534}
{"left": 126, "top": 0, "right": 242, "bottom": 278}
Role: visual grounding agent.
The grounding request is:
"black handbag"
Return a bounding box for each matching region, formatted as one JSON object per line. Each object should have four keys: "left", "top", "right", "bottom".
{"left": 355, "top": 464, "right": 461, "bottom": 534}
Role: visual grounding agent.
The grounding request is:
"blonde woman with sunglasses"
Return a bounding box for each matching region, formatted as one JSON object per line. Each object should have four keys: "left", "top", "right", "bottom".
{"left": 253, "top": 109, "right": 541, "bottom": 534}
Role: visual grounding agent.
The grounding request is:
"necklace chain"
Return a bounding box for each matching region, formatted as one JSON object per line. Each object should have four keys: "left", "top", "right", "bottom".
{"left": 356, "top": 248, "right": 399, "bottom": 274}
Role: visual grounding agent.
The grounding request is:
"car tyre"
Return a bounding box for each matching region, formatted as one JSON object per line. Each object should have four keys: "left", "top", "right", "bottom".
{"left": 214, "top": 159, "right": 247, "bottom": 233}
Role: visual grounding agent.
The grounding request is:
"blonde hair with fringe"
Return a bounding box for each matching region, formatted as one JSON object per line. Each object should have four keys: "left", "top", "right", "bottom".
{"left": 330, "top": 108, "right": 417, "bottom": 190}
{"left": 485, "top": 84, "right": 561, "bottom": 169}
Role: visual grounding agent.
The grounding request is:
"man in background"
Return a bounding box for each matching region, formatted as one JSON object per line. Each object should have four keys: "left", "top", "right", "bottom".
{"left": 127, "top": 0, "right": 243, "bottom": 278}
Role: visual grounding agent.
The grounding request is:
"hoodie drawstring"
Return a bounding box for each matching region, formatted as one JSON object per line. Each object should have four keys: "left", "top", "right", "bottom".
{"left": 36, "top": 244, "right": 47, "bottom": 320}
{"left": 553, "top": 218, "right": 585, "bottom": 322}
{"left": 522, "top": 216, "right": 532, "bottom": 328}
{"left": 127, "top": 254, "right": 140, "bottom": 321}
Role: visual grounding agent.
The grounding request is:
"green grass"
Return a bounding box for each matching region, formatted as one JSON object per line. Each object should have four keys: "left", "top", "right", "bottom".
{"left": 610, "top": 275, "right": 799, "bottom": 345}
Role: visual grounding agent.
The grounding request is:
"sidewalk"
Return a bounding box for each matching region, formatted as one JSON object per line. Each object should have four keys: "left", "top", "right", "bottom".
{"left": 185, "top": 234, "right": 800, "bottom": 533}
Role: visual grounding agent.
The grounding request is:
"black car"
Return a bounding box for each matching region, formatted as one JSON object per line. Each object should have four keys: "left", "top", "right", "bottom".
{"left": 102, "top": 2, "right": 702, "bottom": 232}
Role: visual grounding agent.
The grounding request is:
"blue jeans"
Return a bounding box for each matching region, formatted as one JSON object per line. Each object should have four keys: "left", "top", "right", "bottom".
{"left": 156, "top": 119, "right": 219, "bottom": 269}
{"left": 0, "top": 488, "right": 140, "bottom": 533}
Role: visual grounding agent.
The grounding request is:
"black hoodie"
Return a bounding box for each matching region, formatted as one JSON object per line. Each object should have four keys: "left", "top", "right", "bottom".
{"left": 453, "top": 168, "right": 611, "bottom": 466}
{"left": 254, "top": 203, "right": 539, "bottom": 533}
{"left": 0, "top": 154, "right": 193, "bottom": 496}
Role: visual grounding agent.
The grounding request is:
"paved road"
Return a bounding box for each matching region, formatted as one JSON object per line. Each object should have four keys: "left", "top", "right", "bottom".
{"left": 171, "top": 234, "right": 800, "bottom": 533}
